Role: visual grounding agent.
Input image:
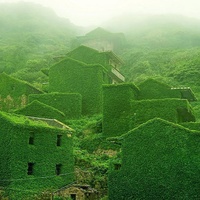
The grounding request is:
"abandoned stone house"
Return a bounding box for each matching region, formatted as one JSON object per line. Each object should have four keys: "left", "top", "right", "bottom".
{"left": 53, "top": 184, "right": 99, "bottom": 200}
{"left": 0, "top": 111, "right": 74, "bottom": 199}
{"left": 102, "top": 79, "right": 197, "bottom": 137}
{"left": 71, "top": 27, "right": 126, "bottom": 53}
{"left": 47, "top": 45, "right": 125, "bottom": 115}
{"left": 66, "top": 45, "right": 125, "bottom": 84}
{"left": 14, "top": 100, "right": 66, "bottom": 123}
{"left": 108, "top": 118, "right": 200, "bottom": 200}
{"left": 0, "top": 72, "right": 43, "bottom": 111}
{"left": 137, "top": 78, "right": 197, "bottom": 101}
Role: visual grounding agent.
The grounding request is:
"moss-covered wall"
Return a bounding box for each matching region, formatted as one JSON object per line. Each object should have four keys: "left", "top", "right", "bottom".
{"left": 66, "top": 46, "right": 110, "bottom": 70}
{"left": 108, "top": 119, "right": 200, "bottom": 200}
{"left": 0, "top": 116, "right": 12, "bottom": 188}
{"left": 138, "top": 78, "right": 181, "bottom": 100}
{"left": 102, "top": 83, "right": 139, "bottom": 137}
{"left": 102, "top": 79, "right": 196, "bottom": 137}
{"left": 14, "top": 100, "right": 66, "bottom": 122}
{"left": 0, "top": 112, "right": 74, "bottom": 199}
{"left": 29, "top": 93, "right": 82, "bottom": 119}
{"left": 0, "top": 73, "right": 43, "bottom": 111}
{"left": 49, "top": 58, "right": 104, "bottom": 115}
{"left": 180, "top": 122, "right": 200, "bottom": 131}
{"left": 131, "top": 99, "right": 195, "bottom": 127}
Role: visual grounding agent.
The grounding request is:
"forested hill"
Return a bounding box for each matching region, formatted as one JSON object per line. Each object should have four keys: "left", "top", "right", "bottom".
{"left": 0, "top": 2, "right": 80, "bottom": 85}
{"left": 103, "top": 14, "right": 200, "bottom": 49}
{"left": 1, "top": 2, "right": 200, "bottom": 96}
{"left": 102, "top": 14, "right": 200, "bottom": 95}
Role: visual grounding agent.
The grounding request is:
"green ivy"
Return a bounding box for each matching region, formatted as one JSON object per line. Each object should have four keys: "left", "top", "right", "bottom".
{"left": 49, "top": 58, "right": 106, "bottom": 115}
{"left": 0, "top": 111, "right": 74, "bottom": 199}
{"left": 0, "top": 73, "right": 43, "bottom": 111}
{"left": 14, "top": 100, "right": 66, "bottom": 122}
{"left": 108, "top": 118, "right": 200, "bottom": 199}
{"left": 131, "top": 98, "right": 195, "bottom": 127}
{"left": 102, "top": 83, "right": 139, "bottom": 137}
{"left": 29, "top": 93, "right": 82, "bottom": 119}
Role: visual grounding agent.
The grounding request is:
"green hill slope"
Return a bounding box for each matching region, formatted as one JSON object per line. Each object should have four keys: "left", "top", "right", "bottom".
{"left": 104, "top": 14, "right": 200, "bottom": 49}
{"left": 0, "top": 2, "right": 79, "bottom": 86}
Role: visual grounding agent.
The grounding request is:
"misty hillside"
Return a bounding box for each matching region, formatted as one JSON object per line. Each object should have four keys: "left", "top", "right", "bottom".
{"left": 100, "top": 14, "right": 200, "bottom": 93}
{"left": 0, "top": 2, "right": 78, "bottom": 42}
{"left": 1, "top": 2, "right": 200, "bottom": 95}
{"left": 0, "top": 2, "right": 80, "bottom": 84}
{"left": 103, "top": 14, "right": 200, "bottom": 49}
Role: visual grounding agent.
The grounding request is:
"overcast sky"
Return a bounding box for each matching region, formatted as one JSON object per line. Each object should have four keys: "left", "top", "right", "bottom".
{"left": 0, "top": 0, "right": 200, "bottom": 26}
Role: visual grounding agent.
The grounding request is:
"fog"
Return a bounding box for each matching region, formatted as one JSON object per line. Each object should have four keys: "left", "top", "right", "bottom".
{"left": 0, "top": 0, "right": 200, "bottom": 26}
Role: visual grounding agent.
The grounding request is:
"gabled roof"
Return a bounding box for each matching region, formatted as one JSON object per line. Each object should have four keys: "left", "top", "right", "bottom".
{"left": 0, "top": 72, "right": 43, "bottom": 96}
{"left": 14, "top": 100, "right": 65, "bottom": 120}
{"left": 67, "top": 45, "right": 100, "bottom": 59}
{"left": 66, "top": 45, "right": 123, "bottom": 67}
{"left": 0, "top": 111, "right": 72, "bottom": 131}
{"left": 122, "top": 118, "right": 199, "bottom": 140}
{"left": 85, "top": 27, "right": 113, "bottom": 37}
{"left": 51, "top": 56, "right": 106, "bottom": 71}
{"left": 84, "top": 27, "right": 125, "bottom": 41}
{"left": 27, "top": 116, "right": 73, "bottom": 131}
{"left": 0, "top": 111, "right": 51, "bottom": 128}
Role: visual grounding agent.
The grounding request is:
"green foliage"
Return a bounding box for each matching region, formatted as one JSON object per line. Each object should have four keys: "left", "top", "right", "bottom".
{"left": 0, "top": 2, "right": 78, "bottom": 83}
{"left": 108, "top": 118, "right": 200, "bottom": 200}
{"left": 74, "top": 149, "right": 109, "bottom": 193}
{"left": 102, "top": 83, "right": 139, "bottom": 137}
{"left": 49, "top": 58, "right": 104, "bottom": 115}
{"left": 138, "top": 78, "right": 180, "bottom": 100}
{"left": 121, "top": 48, "right": 200, "bottom": 87}
{"left": 102, "top": 80, "right": 196, "bottom": 138}
{"left": 66, "top": 46, "right": 112, "bottom": 71}
{"left": 131, "top": 99, "right": 195, "bottom": 127}
{"left": 0, "top": 111, "right": 74, "bottom": 199}
{"left": 80, "top": 134, "right": 120, "bottom": 154}
{"left": 0, "top": 73, "right": 43, "bottom": 111}
{"left": 14, "top": 100, "right": 66, "bottom": 122}
{"left": 29, "top": 93, "right": 82, "bottom": 119}
{"left": 180, "top": 122, "right": 200, "bottom": 131}
{"left": 0, "top": 73, "right": 42, "bottom": 97}
{"left": 191, "top": 101, "right": 200, "bottom": 122}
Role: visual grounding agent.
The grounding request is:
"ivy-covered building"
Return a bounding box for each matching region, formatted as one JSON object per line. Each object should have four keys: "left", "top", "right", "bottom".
{"left": 14, "top": 100, "right": 66, "bottom": 122}
{"left": 108, "top": 118, "right": 200, "bottom": 200}
{"left": 0, "top": 111, "right": 74, "bottom": 199}
{"left": 46, "top": 45, "right": 125, "bottom": 116}
{"left": 49, "top": 54, "right": 124, "bottom": 115}
{"left": 66, "top": 45, "right": 125, "bottom": 84}
{"left": 29, "top": 93, "right": 82, "bottom": 119}
{"left": 138, "top": 78, "right": 197, "bottom": 101}
{"left": 102, "top": 80, "right": 196, "bottom": 137}
{"left": 0, "top": 73, "right": 43, "bottom": 111}
{"left": 71, "top": 27, "right": 126, "bottom": 53}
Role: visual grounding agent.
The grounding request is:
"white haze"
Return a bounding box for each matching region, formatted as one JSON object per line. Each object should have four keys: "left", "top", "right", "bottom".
{"left": 0, "top": 0, "right": 200, "bottom": 26}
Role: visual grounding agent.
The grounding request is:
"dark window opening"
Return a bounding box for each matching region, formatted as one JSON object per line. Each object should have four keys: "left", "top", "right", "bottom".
{"left": 57, "top": 135, "right": 62, "bottom": 146}
{"left": 70, "top": 194, "right": 76, "bottom": 200}
{"left": 56, "top": 164, "right": 62, "bottom": 175}
{"left": 114, "top": 163, "right": 121, "bottom": 170}
{"left": 29, "top": 132, "right": 34, "bottom": 145}
{"left": 27, "top": 162, "right": 34, "bottom": 175}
